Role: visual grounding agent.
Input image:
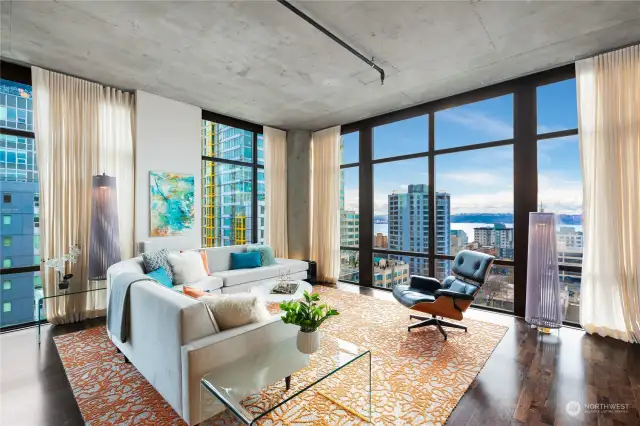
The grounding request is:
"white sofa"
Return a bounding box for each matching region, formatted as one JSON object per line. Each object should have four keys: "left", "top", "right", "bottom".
{"left": 108, "top": 244, "right": 309, "bottom": 295}
{"left": 106, "top": 245, "right": 307, "bottom": 425}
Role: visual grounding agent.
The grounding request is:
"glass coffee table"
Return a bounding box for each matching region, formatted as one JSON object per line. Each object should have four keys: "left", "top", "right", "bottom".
{"left": 201, "top": 334, "right": 371, "bottom": 425}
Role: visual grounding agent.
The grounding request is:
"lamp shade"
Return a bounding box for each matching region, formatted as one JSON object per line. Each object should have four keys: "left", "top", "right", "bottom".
{"left": 88, "top": 174, "right": 121, "bottom": 280}
{"left": 525, "top": 212, "right": 564, "bottom": 328}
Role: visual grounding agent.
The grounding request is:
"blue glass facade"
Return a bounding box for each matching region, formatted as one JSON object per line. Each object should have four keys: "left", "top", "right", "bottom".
{"left": 0, "top": 79, "right": 40, "bottom": 328}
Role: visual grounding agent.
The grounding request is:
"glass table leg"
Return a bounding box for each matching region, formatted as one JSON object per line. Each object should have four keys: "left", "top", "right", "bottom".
{"left": 37, "top": 298, "right": 42, "bottom": 345}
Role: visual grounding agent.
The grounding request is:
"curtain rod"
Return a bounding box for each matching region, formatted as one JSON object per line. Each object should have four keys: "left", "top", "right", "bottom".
{"left": 277, "top": 0, "right": 386, "bottom": 85}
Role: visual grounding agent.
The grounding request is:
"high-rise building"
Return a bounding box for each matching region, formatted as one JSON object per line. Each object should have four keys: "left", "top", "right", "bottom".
{"left": 450, "top": 229, "right": 468, "bottom": 255}
{"left": 0, "top": 79, "right": 41, "bottom": 327}
{"left": 387, "top": 184, "right": 450, "bottom": 280}
{"left": 474, "top": 223, "right": 514, "bottom": 259}
{"left": 201, "top": 122, "right": 264, "bottom": 247}
{"left": 340, "top": 210, "right": 359, "bottom": 246}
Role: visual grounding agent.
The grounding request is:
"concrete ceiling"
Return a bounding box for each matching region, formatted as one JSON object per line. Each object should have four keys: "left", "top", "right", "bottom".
{"left": 2, "top": 1, "right": 640, "bottom": 130}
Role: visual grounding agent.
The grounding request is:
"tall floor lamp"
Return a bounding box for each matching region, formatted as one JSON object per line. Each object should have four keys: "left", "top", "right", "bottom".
{"left": 88, "top": 174, "right": 121, "bottom": 280}
{"left": 525, "top": 212, "right": 564, "bottom": 331}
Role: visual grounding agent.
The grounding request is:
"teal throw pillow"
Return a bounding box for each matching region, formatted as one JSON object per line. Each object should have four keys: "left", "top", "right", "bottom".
{"left": 230, "top": 252, "right": 261, "bottom": 270}
{"left": 247, "top": 245, "right": 277, "bottom": 266}
{"left": 147, "top": 266, "right": 173, "bottom": 288}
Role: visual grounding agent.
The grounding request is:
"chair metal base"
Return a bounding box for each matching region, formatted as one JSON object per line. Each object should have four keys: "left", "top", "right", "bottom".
{"left": 408, "top": 314, "right": 467, "bottom": 340}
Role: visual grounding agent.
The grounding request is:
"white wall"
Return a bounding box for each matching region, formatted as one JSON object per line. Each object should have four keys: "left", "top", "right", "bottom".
{"left": 135, "top": 90, "right": 202, "bottom": 252}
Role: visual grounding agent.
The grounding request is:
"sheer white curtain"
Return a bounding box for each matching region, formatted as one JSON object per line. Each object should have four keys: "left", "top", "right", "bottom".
{"left": 264, "top": 126, "right": 288, "bottom": 258}
{"left": 310, "top": 126, "right": 341, "bottom": 283}
{"left": 576, "top": 44, "right": 640, "bottom": 343}
{"left": 32, "top": 67, "right": 135, "bottom": 324}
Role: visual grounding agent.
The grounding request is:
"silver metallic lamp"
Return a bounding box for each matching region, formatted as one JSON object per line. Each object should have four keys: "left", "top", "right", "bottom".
{"left": 88, "top": 173, "right": 121, "bottom": 280}
{"left": 525, "top": 212, "right": 564, "bottom": 330}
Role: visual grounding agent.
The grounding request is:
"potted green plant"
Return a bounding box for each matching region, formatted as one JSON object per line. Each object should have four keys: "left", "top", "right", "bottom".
{"left": 280, "top": 290, "right": 339, "bottom": 354}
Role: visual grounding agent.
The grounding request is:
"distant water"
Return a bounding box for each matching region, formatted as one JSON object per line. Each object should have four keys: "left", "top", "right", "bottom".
{"left": 373, "top": 222, "right": 582, "bottom": 241}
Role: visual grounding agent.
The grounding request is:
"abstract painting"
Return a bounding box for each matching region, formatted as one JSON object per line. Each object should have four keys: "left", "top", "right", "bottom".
{"left": 150, "top": 171, "right": 195, "bottom": 236}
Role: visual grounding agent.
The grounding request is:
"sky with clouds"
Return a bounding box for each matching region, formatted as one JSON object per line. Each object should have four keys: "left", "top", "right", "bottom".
{"left": 341, "top": 78, "right": 581, "bottom": 217}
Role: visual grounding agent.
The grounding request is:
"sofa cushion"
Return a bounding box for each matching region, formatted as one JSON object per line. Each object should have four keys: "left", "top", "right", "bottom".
{"left": 199, "top": 293, "right": 271, "bottom": 331}
{"left": 168, "top": 251, "right": 208, "bottom": 285}
{"left": 247, "top": 245, "right": 277, "bottom": 266}
{"left": 175, "top": 275, "right": 223, "bottom": 291}
{"left": 212, "top": 265, "right": 282, "bottom": 287}
{"left": 230, "top": 252, "right": 261, "bottom": 270}
{"left": 142, "top": 249, "right": 173, "bottom": 280}
{"left": 276, "top": 258, "right": 309, "bottom": 275}
{"left": 204, "top": 245, "right": 247, "bottom": 273}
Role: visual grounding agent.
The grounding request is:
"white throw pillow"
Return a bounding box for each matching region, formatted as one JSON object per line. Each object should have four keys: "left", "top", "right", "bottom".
{"left": 198, "top": 294, "right": 272, "bottom": 331}
{"left": 167, "top": 251, "right": 208, "bottom": 285}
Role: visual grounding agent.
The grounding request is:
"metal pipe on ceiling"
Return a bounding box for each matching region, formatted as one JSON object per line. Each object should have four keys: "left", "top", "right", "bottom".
{"left": 276, "top": 0, "right": 386, "bottom": 85}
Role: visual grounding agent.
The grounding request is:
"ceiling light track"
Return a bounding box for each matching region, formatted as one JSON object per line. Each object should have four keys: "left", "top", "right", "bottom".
{"left": 277, "top": 0, "right": 386, "bottom": 85}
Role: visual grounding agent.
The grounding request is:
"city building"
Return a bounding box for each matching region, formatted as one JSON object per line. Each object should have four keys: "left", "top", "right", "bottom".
{"left": 201, "top": 122, "right": 264, "bottom": 247}
{"left": 387, "top": 184, "right": 450, "bottom": 280}
{"left": 0, "top": 80, "right": 40, "bottom": 328}
{"left": 450, "top": 229, "right": 468, "bottom": 255}
{"left": 373, "top": 257, "right": 409, "bottom": 289}
{"left": 374, "top": 232, "right": 388, "bottom": 248}
{"left": 557, "top": 226, "right": 583, "bottom": 249}
{"left": 339, "top": 250, "right": 359, "bottom": 282}
{"left": 473, "top": 223, "right": 514, "bottom": 259}
{"left": 340, "top": 210, "right": 359, "bottom": 247}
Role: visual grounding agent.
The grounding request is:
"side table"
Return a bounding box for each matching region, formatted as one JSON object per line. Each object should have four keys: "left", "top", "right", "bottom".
{"left": 37, "top": 287, "right": 107, "bottom": 344}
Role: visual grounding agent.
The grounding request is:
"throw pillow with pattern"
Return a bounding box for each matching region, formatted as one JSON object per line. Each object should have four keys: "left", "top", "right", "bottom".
{"left": 142, "top": 249, "right": 173, "bottom": 281}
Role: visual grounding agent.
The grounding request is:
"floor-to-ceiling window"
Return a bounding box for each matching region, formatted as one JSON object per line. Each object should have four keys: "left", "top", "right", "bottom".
{"left": 536, "top": 78, "right": 581, "bottom": 323}
{"left": 371, "top": 114, "right": 430, "bottom": 289}
{"left": 341, "top": 64, "right": 579, "bottom": 322}
{"left": 339, "top": 131, "right": 360, "bottom": 283}
{"left": 0, "top": 63, "right": 41, "bottom": 329}
{"left": 434, "top": 95, "right": 515, "bottom": 310}
{"left": 201, "top": 113, "right": 264, "bottom": 247}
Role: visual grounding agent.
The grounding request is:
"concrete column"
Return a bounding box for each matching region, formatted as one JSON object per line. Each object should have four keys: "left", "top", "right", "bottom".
{"left": 286, "top": 130, "right": 311, "bottom": 260}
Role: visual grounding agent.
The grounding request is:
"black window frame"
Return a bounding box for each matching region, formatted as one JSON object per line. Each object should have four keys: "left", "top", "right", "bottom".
{"left": 201, "top": 110, "right": 264, "bottom": 246}
{"left": 340, "top": 64, "right": 581, "bottom": 326}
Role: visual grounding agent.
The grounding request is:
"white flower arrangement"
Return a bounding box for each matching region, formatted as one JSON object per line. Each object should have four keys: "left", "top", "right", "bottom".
{"left": 44, "top": 244, "right": 81, "bottom": 290}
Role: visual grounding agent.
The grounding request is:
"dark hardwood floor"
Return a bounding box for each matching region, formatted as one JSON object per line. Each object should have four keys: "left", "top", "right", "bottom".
{"left": 1, "top": 283, "right": 639, "bottom": 425}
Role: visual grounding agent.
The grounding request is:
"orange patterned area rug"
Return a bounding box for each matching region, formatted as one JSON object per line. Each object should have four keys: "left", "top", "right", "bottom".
{"left": 53, "top": 286, "right": 507, "bottom": 425}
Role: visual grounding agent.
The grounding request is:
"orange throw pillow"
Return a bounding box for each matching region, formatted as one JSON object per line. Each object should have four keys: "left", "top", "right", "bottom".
{"left": 199, "top": 251, "right": 212, "bottom": 276}
{"left": 183, "top": 286, "right": 205, "bottom": 298}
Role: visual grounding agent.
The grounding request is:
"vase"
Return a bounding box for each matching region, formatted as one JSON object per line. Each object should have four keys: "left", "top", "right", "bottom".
{"left": 296, "top": 329, "right": 320, "bottom": 354}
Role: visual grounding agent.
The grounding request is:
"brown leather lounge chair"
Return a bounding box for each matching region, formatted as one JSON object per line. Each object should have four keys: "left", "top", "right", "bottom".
{"left": 392, "top": 250, "right": 495, "bottom": 340}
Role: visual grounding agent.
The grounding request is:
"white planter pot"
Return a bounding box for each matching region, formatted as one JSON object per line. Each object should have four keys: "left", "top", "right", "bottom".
{"left": 296, "top": 329, "right": 320, "bottom": 354}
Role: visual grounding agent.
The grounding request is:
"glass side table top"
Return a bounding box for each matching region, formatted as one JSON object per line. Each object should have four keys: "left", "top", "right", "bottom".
{"left": 201, "top": 334, "right": 371, "bottom": 425}
{"left": 37, "top": 286, "right": 107, "bottom": 344}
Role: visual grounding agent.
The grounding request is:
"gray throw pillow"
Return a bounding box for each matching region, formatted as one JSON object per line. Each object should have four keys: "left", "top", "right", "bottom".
{"left": 142, "top": 249, "right": 173, "bottom": 281}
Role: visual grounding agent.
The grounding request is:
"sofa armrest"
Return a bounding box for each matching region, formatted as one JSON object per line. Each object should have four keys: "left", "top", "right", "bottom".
{"left": 410, "top": 275, "right": 442, "bottom": 293}
{"left": 181, "top": 316, "right": 297, "bottom": 425}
